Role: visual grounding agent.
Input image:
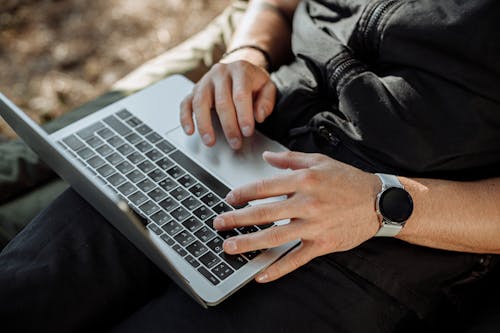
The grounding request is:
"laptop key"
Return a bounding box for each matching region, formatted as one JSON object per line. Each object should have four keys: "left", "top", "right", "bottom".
{"left": 156, "top": 157, "right": 174, "bottom": 171}
{"left": 159, "top": 197, "right": 179, "bottom": 212}
{"left": 156, "top": 140, "right": 175, "bottom": 154}
{"left": 162, "top": 220, "right": 183, "bottom": 236}
{"left": 106, "top": 152, "right": 124, "bottom": 166}
{"left": 96, "top": 144, "right": 113, "bottom": 157}
{"left": 145, "top": 148, "right": 162, "bottom": 162}
{"left": 170, "top": 206, "right": 190, "bottom": 222}
{"left": 194, "top": 226, "right": 215, "bottom": 243}
{"left": 107, "top": 136, "right": 124, "bottom": 148}
{"left": 129, "top": 191, "right": 148, "bottom": 206}
{"left": 198, "top": 267, "right": 219, "bottom": 285}
{"left": 85, "top": 135, "right": 104, "bottom": 148}
{"left": 148, "top": 188, "right": 167, "bottom": 202}
{"left": 137, "top": 179, "right": 155, "bottom": 192}
{"left": 199, "top": 252, "right": 221, "bottom": 269}
{"left": 97, "top": 128, "right": 114, "bottom": 140}
{"left": 116, "top": 161, "right": 134, "bottom": 174}
{"left": 117, "top": 143, "right": 134, "bottom": 156}
{"left": 117, "top": 182, "right": 137, "bottom": 196}
{"left": 185, "top": 255, "right": 200, "bottom": 268}
{"left": 116, "top": 109, "right": 132, "bottom": 120}
{"left": 126, "top": 170, "right": 145, "bottom": 183}
{"left": 77, "top": 122, "right": 105, "bottom": 140}
{"left": 212, "top": 202, "right": 232, "bottom": 214}
{"left": 169, "top": 150, "right": 231, "bottom": 198}
{"left": 219, "top": 253, "right": 247, "bottom": 270}
{"left": 146, "top": 132, "right": 162, "bottom": 144}
{"left": 206, "top": 237, "right": 224, "bottom": 253}
{"left": 181, "top": 196, "right": 202, "bottom": 210}
{"left": 238, "top": 226, "right": 259, "bottom": 234}
{"left": 148, "top": 169, "right": 167, "bottom": 182}
{"left": 166, "top": 165, "right": 185, "bottom": 179}
{"left": 193, "top": 206, "right": 214, "bottom": 221}
{"left": 103, "top": 115, "right": 131, "bottom": 136}
{"left": 77, "top": 147, "right": 94, "bottom": 160}
{"left": 188, "top": 183, "right": 208, "bottom": 198}
{"left": 126, "top": 152, "right": 145, "bottom": 164}
{"left": 160, "top": 233, "right": 175, "bottom": 246}
{"left": 186, "top": 240, "right": 208, "bottom": 257}
{"left": 147, "top": 223, "right": 162, "bottom": 235}
{"left": 211, "top": 263, "right": 234, "bottom": 281}
{"left": 172, "top": 244, "right": 187, "bottom": 257}
{"left": 136, "top": 124, "right": 153, "bottom": 136}
{"left": 243, "top": 250, "right": 262, "bottom": 260}
{"left": 178, "top": 174, "right": 196, "bottom": 188}
{"left": 107, "top": 173, "right": 126, "bottom": 187}
{"left": 135, "top": 141, "right": 152, "bottom": 153}
{"left": 97, "top": 164, "right": 115, "bottom": 177}
{"left": 217, "top": 229, "right": 239, "bottom": 240}
{"left": 139, "top": 201, "right": 160, "bottom": 216}
{"left": 174, "top": 230, "right": 195, "bottom": 247}
{"left": 62, "top": 135, "right": 85, "bottom": 151}
{"left": 170, "top": 187, "right": 190, "bottom": 201}
{"left": 151, "top": 211, "right": 170, "bottom": 226}
{"left": 126, "top": 116, "right": 142, "bottom": 128}
{"left": 182, "top": 216, "right": 203, "bottom": 232}
{"left": 159, "top": 178, "right": 177, "bottom": 192}
{"left": 125, "top": 133, "right": 142, "bottom": 144}
{"left": 200, "top": 193, "right": 219, "bottom": 207}
{"left": 137, "top": 160, "right": 155, "bottom": 173}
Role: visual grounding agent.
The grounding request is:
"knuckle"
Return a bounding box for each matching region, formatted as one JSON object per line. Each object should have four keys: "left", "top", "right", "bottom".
{"left": 267, "top": 228, "right": 284, "bottom": 245}
{"left": 232, "top": 90, "right": 248, "bottom": 104}
{"left": 297, "top": 170, "right": 320, "bottom": 189}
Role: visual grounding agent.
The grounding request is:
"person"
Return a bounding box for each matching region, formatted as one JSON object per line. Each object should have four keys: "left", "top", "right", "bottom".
{"left": 1, "top": 0, "right": 499, "bottom": 332}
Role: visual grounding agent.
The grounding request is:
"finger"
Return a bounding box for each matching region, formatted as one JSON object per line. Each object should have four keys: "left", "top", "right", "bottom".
{"left": 223, "top": 174, "right": 298, "bottom": 207}
{"left": 222, "top": 222, "right": 303, "bottom": 255}
{"left": 214, "top": 77, "right": 242, "bottom": 149}
{"left": 179, "top": 93, "right": 195, "bottom": 135}
{"left": 255, "top": 242, "right": 315, "bottom": 283}
{"left": 214, "top": 198, "right": 297, "bottom": 230}
{"left": 232, "top": 70, "right": 255, "bottom": 137}
{"left": 254, "top": 80, "right": 276, "bottom": 123}
{"left": 192, "top": 82, "right": 215, "bottom": 146}
{"left": 263, "top": 151, "right": 325, "bottom": 170}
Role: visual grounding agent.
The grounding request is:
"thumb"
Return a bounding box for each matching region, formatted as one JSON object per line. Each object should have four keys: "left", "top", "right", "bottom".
{"left": 253, "top": 80, "right": 276, "bottom": 123}
{"left": 263, "top": 151, "right": 322, "bottom": 170}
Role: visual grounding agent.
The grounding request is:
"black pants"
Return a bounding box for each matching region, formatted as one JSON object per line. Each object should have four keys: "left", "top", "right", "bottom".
{"left": 0, "top": 188, "right": 423, "bottom": 333}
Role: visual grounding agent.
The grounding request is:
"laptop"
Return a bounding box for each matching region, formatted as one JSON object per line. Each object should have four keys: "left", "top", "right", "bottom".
{"left": 0, "top": 75, "right": 299, "bottom": 307}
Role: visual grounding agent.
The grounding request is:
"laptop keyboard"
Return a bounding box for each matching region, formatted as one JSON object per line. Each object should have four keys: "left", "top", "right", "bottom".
{"left": 58, "top": 109, "right": 274, "bottom": 286}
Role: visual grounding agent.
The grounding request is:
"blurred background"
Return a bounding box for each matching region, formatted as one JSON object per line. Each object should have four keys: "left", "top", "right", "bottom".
{"left": 0, "top": 0, "right": 230, "bottom": 140}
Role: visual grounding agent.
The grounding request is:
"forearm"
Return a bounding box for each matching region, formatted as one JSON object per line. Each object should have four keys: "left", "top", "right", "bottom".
{"left": 221, "top": 0, "right": 300, "bottom": 68}
{"left": 397, "top": 176, "right": 500, "bottom": 254}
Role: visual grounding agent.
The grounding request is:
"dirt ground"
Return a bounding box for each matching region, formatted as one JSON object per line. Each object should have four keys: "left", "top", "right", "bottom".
{"left": 0, "top": 0, "right": 230, "bottom": 140}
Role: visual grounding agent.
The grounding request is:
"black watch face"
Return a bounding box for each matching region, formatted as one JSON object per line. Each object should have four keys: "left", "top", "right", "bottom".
{"left": 379, "top": 187, "right": 414, "bottom": 223}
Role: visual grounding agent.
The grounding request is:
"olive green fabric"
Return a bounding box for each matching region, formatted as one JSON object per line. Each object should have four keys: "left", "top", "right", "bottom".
{"left": 0, "top": 1, "right": 247, "bottom": 248}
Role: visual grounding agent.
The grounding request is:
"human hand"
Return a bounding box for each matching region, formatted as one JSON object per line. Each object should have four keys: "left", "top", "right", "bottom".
{"left": 213, "top": 151, "right": 381, "bottom": 283}
{"left": 179, "top": 51, "right": 277, "bottom": 150}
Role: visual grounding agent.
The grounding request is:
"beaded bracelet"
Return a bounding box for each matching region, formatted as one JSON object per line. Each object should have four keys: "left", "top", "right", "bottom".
{"left": 222, "top": 44, "right": 273, "bottom": 71}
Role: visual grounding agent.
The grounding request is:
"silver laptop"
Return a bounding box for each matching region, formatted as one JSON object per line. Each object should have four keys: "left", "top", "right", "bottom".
{"left": 0, "top": 75, "right": 298, "bottom": 307}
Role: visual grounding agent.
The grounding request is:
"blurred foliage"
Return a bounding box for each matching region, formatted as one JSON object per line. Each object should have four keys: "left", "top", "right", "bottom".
{"left": 0, "top": 0, "right": 229, "bottom": 140}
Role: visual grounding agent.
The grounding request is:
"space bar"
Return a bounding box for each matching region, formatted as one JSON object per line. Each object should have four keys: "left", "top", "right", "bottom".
{"left": 169, "top": 150, "right": 230, "bottom": 198}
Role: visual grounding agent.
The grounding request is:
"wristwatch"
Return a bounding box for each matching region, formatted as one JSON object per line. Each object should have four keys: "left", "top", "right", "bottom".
{"left": 374, "top": 173, "right": 414, "bottom": 237}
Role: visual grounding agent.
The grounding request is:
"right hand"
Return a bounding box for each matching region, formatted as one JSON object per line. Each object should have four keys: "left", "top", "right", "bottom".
{"left": 179, "top": 56, "right": 277, "bottom": 150}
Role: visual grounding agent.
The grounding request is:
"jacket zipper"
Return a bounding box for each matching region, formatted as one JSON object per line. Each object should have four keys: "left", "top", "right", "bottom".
{"left": 359, "top": 0, "right": 404, "bottom": 58}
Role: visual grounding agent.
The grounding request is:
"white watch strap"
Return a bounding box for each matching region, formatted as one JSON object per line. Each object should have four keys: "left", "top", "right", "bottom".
{"left": 374, "top": 173, "right": 404, "bottom": 237}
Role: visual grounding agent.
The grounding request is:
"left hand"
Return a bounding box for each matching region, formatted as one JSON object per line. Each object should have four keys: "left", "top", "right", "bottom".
{"left": 213, "top": 151, "right": 381, "bottom": 283}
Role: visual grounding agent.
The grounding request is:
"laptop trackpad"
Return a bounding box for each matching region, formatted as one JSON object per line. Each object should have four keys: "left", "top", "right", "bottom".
{"left": 166, "top": 126, "right": 289, "bottom": 190}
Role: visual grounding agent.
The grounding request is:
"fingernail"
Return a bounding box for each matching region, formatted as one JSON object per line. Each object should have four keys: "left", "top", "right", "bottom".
{"left": 183, "top": 124, "right": 192, "bottom": 134}
{"left": 202, "top": 134, "right": 212, "bottom": 145}
{"left": 259, "top": 107, "right": 267, "bottom": 120}
{"left": 225, "top": 192, "right": 235, "bottom": 203}
{"left": 213, "top": 216, "right": 225, "bottom": 229}
{"left": 224, "top": 239, "right": 237, "bottom": 252}
{"left": 229, "top": 138, "right": 241, "bottom": 149}
{"left": 241, "top": 126, "right": 252, "bottom": 137}
{"left": 256, "top": 273, "right": 268, "bottom": 283}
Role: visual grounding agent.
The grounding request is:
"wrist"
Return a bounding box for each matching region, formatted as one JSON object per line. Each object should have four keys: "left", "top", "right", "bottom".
{"left": 221, "top": 46, "right": 271, "bottom": 70}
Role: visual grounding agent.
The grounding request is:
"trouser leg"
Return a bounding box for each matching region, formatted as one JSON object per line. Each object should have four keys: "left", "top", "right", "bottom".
{"left": 0, "top": 189, "right": 168, "bottom": 333}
